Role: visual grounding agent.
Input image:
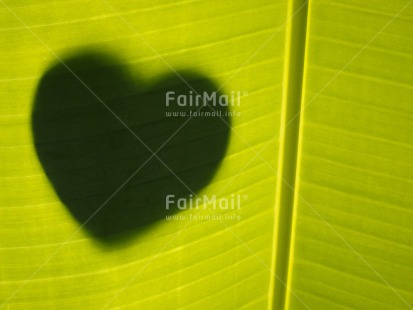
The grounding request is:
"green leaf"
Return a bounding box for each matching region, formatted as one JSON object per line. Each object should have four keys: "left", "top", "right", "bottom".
{"left": 284, "top": 1, "right": 413, "bottom": 309}
{"left": 0, "top": 0, "right": 412, "bottom": 309}
{"left": 0, "top": 0, "right": 287, "bottom": 309}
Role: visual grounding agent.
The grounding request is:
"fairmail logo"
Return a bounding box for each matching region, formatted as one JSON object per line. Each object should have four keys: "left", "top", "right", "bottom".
{"left": 165, "top": 194, "right": 243, "bottom": 210}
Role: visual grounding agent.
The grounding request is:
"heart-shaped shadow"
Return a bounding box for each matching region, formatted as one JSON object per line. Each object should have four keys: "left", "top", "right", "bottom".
{"left": 32, "top": 51, "right": 231, "bottom": 243}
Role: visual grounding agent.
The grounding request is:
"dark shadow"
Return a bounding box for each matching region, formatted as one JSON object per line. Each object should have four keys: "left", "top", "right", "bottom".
{"left": 32, "top": 51, "right": 231, "bottom": 244}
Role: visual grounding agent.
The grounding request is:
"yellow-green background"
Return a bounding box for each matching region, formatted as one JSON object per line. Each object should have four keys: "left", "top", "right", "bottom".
{"left": 1, "top": 0, "right": 412, "bottom": 309}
